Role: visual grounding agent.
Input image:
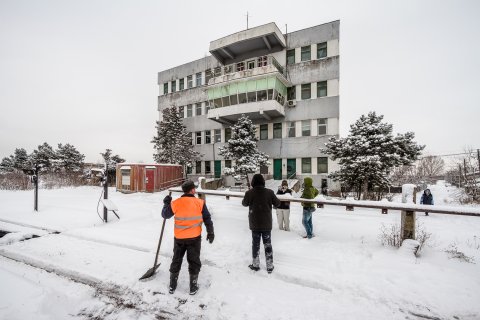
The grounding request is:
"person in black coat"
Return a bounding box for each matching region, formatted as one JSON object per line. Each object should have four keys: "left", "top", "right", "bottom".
{"left": 242, "top": 174, "right": 281, "bottom": 273}
{"left": 276, "top": 180, "right": 292, "bottom": 231}
{"left": 420, "top": 188, "right": 434, "bottom": 216}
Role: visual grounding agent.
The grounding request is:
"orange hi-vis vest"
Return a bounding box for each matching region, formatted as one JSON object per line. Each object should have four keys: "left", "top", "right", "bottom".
{"left": 171, "top": 196, "right": 204, "bottom": 239}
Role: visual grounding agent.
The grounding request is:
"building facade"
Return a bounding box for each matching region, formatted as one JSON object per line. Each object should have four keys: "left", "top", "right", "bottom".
{"left": 157, "top": 20, "right": 340, "bottom": 189}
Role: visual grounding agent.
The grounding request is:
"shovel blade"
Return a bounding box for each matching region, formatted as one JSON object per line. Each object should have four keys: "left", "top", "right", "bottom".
{"left": 139, "top": 263, "right": 160, "bottom": 280}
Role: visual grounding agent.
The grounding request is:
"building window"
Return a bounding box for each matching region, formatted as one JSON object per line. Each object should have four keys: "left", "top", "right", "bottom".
{"left": 205, "top": 161, "right": 211, "bottom": 174}
{"left": 195, "top": 161, "right": 201, "bottom": 174}
{"left": 178, "top": 105, "right": 184, "bottom": 118}
{"left": 225, "top": 160, "right": 232, "bottom": 168}
{"left": 287, "top": 86, "right": 296, "bottom": 100}
{"left": 186, "top": 104, "right": 193, "bottom": 117}
{"left": 286, "top": 49, "right": 295, "bottom": 65}
{"left": 273, "top": 123, "right": 282, "bottom": 139}
{"left": 195, "top": 103, "right": 202, "bottom": 116}
{"left": 195, "top": 131, "right": 202, "bottom": 145}
{"left": 205, "top": 101, "right": 210, "bottom": 113}
{"left": 213, "top": 67, "right": 222, "bottom": 77}
{"left": 214, "top": 129, "right": 221, "bottom": 142}
{"left": 236, "top": 62, "right": 245, "bottom": 71}
{"left": 317, "top": 81, "right": 327, "bottom": 97}
{"left": 186, "top": 166, "right": 192, "bottom": 174}
{"left": 287, "top": 121, "right": 296, "bottom": 138}
{"left": 317, "top": 42, "right": 327, "bottom": 59}
{"left": 302, "top": 158, "right": 312, "bottom": 173}
{"left": 318, "top": 118, "right": 327, "bottom": 135}
{"left": 121, "top": 168, "right": 131, "bottom": 190}
{"left": 224, "top": 65, "right": 233, "bottom": 74}
{"left": 258, "top": 56, "right": 267, "bottom": 67}
{"left": 317, "top": 157, "right": 328, "bottom": 174}
{"left": 205, "top": 130, "right": 211, "bottom": 144}
{"left": 163, "top": 83, "right": 168, "bottom": 95}
{"left": 301, "top": 46, "right": 311, "bottom": 61}
{"left": 260, "top": 124, "right": 268, "bottom": 140}
{"left": 225, "top": 128, "right": 232, "bottom": 141}
{"left": 247, "top": 60, "right": 255, "bottom": 69}
{"left": 187, "top": 75, "right": 193, "bottom": 88}
{"left": 196, "top": 72, "right": 202, "bottom": 86}
{"left": 179, "top": 78, "right": 184, "bottom": 90}
{"left": 171, "top": 80, "right": 176, "bottom": 92}
{"left": 205, "top": 69, "right": 213, "bottom": 85}
{"left": 302, "top": 120, "right": 311, "bottom": 136}
{"left": 301, "top": 83, "right": 311, "bottom": 100}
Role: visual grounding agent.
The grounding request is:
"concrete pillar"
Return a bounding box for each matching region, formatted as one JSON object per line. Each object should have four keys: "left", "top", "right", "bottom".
{"left": 198, "top": 177, "right": 206, "bottom": 202}
{"left": 401, "top": 184, "right": 417, "bottom": 240}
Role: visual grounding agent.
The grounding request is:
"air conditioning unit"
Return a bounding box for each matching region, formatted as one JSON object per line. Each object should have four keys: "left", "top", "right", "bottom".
{"left": 287, "top": 100, "right": 296, "bottom": 107}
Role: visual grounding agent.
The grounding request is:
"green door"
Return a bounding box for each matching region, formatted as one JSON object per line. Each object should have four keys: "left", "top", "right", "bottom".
{"left": 273, "top": 159, "right": 282, "bottom": 180}
{"left": 287, "top": 159, "right": 296, "bottom": 179}
{"left": 214, "top": 160, "right": 221, "bottom": 178}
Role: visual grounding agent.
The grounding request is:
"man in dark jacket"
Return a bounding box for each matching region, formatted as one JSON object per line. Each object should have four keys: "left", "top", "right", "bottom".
{"left": 242, "top": 174, "right": 281, "bottom": 273}
{"left": 420, "top": 188, "right": 434, "bottom": 216}
{"left": 276, "top": 180, "right": 292, "bottom": 231}
{"left": 162, "top": 180, "right": 214, "bottom": 295}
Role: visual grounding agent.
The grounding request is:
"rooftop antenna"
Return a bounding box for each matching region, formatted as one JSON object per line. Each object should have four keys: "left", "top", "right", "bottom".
{"left": 245, "top": 12, "right": 250, "bottom": 30}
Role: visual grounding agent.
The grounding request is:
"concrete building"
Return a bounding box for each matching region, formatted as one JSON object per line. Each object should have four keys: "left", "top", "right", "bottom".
{"left": 157, "top": 20, "right": 340, "bottom": 190}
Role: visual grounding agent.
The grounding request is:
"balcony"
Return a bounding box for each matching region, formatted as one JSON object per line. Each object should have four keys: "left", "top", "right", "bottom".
{"left": 209, "top": 22, "right": 286, "bottom": 65}
{"left": 206, "top": 55, "right": 289, "bottom": 87}
{"left": 207, "top": 99, "right": 285, "bottom": 125}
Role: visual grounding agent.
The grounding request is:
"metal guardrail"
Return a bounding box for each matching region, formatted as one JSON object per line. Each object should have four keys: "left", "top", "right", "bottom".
{"left": 167, "top": 188, "right": 480, "bottom": 217}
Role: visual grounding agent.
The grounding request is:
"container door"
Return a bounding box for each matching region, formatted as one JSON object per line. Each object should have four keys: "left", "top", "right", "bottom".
{"left": 146, "top": 169, "right": 155, "bottom": 192}
{"left": 273, "top": 159, "right": 282, "bottom": 180}
{"left": 287, "top": 159, "right": 296, "bottom": 179}
{"left": 214, "top": 160, "right": 221, "bottom": 179}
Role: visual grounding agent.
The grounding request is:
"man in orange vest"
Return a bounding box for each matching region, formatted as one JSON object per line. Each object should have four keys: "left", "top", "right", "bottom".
{"left": 162, "top": 180, "right": 214, "bottom": 295}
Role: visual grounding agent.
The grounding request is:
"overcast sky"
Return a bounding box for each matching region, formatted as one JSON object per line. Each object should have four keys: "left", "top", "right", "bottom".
{"left": 1, "top": 0, "right": 479, "bottom": 164}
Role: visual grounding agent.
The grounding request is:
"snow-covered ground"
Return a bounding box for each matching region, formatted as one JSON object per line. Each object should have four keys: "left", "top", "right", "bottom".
{"left": 1, "top": 181, "right": 479, "bottom": 319}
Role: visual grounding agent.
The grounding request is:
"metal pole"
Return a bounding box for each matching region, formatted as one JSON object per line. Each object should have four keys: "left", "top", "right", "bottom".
{"left": 458, "top": 164, "right": 462, "bottom": 188}
{"left": 477, "top": 149, "right": 480, "bottom": 176}
{"left": 103, "top": 164, "right": 108, "bottom": 222}
{"left": 34, "top": 167, "right": 38, "bottom": 212}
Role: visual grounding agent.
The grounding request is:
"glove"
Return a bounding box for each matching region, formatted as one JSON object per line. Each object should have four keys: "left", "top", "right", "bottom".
{"left": 163, "top": 195, "right": 172, "bottom": 205}
{"left": 206, "top": 233, "right": 214, "bottom": 244}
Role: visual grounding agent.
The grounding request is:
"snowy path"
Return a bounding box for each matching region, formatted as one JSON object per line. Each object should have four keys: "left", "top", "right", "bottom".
{"left": 1, "top": 184, "right": 480, "bottom": 319}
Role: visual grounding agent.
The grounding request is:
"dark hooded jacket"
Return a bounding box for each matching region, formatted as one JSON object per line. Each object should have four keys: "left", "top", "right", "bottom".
{"left": 242, "top": 174, "right": 281, "bottom": 231}
{"left": 420, "top": 189, "right": 434, "bottom": 205}
{"left": 301, "top": 177, "right": 319, "bottom": 208}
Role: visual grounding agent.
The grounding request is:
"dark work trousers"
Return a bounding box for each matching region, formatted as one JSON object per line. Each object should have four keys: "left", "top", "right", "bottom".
{"left": 169, "top": 236, "right": 202, "bottom": 275}
{"left": 251, "top": 231, "right": 273, "bottom": 269}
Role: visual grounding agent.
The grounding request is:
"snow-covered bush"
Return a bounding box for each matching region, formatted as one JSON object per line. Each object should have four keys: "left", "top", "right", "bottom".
{"left": 445, "top": 243, "right": 475, "bottom": 264}
{"left": 379, "top": 223, "right": 402, "bottom": 248}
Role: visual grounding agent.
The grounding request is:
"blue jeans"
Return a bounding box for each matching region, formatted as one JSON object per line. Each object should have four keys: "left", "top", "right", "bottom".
{"left": 302, "top": 207, "right": 315, "bottom": 238}
{"left": 251, "top": 231, "right": 273, "bottom": 269}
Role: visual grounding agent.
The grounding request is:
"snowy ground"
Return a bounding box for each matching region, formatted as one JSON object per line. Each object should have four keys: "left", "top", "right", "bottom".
{"left": 0, "top": 181, "right": 479, "bottom": 319}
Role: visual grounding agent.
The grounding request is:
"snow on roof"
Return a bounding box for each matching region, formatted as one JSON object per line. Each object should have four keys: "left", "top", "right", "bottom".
{"left": 115, "top": 163, "right": 182, "bottom": 167}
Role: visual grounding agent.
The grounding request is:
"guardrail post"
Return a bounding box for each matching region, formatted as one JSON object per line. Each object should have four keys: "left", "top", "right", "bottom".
{"left": 198, "top": 177, "right": 206, "bottom": 203}
{"left": 401, "top": 184, "right": 417, "bottom": 240}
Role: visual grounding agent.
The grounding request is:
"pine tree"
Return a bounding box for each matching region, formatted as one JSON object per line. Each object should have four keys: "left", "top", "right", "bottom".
{"left": 151, "top": 106, "right": 201, "bottom": 168}
{"left": 218, "top": 114, "right": 270, "bottom": 186}
{"left": 0, "top": 156, "right": 14, "bottom": 173}
{"left": 100, "top": 149, "right": 125, "bottom": 182}
{"left": 30, "top": 142, "right": 56, "bottom": 172}
{"left": 322, "top": 112, "right": 424, "bottom": 199}
{"left": 55, "top": 143, "right": 85, "bottom": 173}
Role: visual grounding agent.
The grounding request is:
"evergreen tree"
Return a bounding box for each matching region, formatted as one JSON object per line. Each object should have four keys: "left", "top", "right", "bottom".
{"left": 322, "top": 111, "right": 424, "bottom": 199}
{"left": 100, "top": 149, "right": 125, "bottom": 182}
{"left": 30, "top": 142, "right": 56, "bottom": 172}
{"left": 218, "top": 114, "right": 270, "bottom": 186}
{"left": 0, "top": 156, "right": 15, "bottom": 172}
{"left": 151, "top": 106, "right": 201, "bottom": 168}
{"left": 55, "top": 143, "right": 85, "bottom": 173}
{"left": 13, "top": 148, "right": 30, "bottom": 171}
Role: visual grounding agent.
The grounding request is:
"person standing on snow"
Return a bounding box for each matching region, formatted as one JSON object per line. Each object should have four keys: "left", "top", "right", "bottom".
{"left": 276, "top": 180, "right": 292, "bottom": 231}
{"left": 300, "top": 177, "right": 319, "bottom": 239}
{"left": 162, "top": 180, "right": 214, "bottom": 295}
{"left": 420, "top": 188, "right": 434, "bottom": 216}
{"left": 242, "top": 174, "right": 281, "bottom": 273}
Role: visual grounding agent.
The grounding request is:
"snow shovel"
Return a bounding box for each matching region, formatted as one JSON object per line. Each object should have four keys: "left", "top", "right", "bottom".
{"left": 139, "top": 217, "right": 167, "bottom": 280}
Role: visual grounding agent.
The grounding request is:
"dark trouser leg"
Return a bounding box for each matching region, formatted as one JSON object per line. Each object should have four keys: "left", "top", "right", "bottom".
{"left": 262, "top": 231, "right": 273, "bottom": 270}
{"left": 169, "top": 238, "right": 187, "bottom": 274}
{"left": 186, "top": 237, "right": 202, "bottom": 275}
{"left": 251, "top": 231, "right": 261, "bottom": 267}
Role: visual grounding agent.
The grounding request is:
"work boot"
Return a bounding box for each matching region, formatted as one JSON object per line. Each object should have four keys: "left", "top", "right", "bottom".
{"left": 169, "top": 272, "right": 179, "bottom": 294}
{"left": 189, "top": 274, "right": 199, "bottom": 295}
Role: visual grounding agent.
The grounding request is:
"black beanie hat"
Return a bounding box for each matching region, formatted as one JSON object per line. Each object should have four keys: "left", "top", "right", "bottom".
{"left": 251, "top": 174, "right": 265, "bottom": 187}
{"left": 181, "top": 180, "right": 196, "bottom": 193}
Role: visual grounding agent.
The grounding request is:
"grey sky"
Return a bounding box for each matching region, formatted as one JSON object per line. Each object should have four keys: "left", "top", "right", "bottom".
{"left": 1, "top": 0, "right": 479, "bottom": 164}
